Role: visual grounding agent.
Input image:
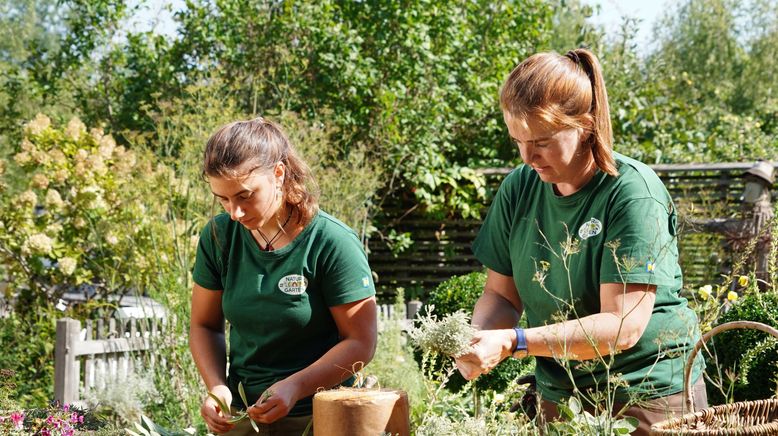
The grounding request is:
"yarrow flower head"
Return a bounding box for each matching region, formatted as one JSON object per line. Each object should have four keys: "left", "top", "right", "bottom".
{"left": 698, "top": 284, "right": 713, "bottom": 300}
{"left": 738, "top": 275, "right": 749, "bottom": 288}
{"left": 727, "top": 291, "right": 738, "bottom": 302}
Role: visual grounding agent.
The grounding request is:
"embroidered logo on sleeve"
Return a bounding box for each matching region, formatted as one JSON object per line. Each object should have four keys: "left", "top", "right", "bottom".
{"left": 578, "top": 217, "right": 603, "bottom": 240}
{"left": 278, "top": 274, "right": 308, "bottom": 295}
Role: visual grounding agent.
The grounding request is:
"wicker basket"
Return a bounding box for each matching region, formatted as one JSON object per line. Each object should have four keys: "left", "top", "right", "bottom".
{"left": 650, "top": 320, "right": 778, "bottom": 435}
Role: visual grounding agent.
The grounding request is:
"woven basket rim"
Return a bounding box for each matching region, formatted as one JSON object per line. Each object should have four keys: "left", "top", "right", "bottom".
{"left": 651, "top": 398, "right": 778, "bottom": 434}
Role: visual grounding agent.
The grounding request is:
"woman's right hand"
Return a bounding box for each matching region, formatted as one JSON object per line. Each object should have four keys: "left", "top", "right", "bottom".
{"left": 201, "top": 384, "right": 234, "bottom": 434}
{"left": 454, "top": 329, "right": 515, "bottom": 380}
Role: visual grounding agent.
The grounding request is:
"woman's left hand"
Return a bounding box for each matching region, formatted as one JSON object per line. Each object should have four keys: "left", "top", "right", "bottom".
{"left": 247, "top": 379, "right": 301, "bottom": 424}
{"left": 455, "top": 329, "right": 514, "bottom": 380}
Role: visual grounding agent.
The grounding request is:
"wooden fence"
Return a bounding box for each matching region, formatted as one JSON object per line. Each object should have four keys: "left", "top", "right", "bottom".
{"left": 54, "top": 316, "right": 165, "bottom": 406}
{"left": 368, "top": 162, "right": 778, "bottom": 297}
{"left": 54, "top": 303, "right": 420, "bottom": 405}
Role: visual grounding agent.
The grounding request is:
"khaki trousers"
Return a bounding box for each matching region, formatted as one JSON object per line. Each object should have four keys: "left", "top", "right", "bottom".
{"left": 539, "top": 377, "right": 708, "bottom": 436}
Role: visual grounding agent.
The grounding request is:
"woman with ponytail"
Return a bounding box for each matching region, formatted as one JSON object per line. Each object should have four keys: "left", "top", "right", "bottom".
{"left": 189, "top": 117, "right": 377, "bottom": 435}
{"left": 454, "top": 49, "right": 706, "bottom": 434}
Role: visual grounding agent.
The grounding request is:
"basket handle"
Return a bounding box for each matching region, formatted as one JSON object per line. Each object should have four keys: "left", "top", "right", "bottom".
{"left": 683, "top": 320, "right": 778, "bottom": 412}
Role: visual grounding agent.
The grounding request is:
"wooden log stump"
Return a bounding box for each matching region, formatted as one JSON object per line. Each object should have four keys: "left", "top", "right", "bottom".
{"left": 313, "top": 388, "right": 409, "bottom": 436}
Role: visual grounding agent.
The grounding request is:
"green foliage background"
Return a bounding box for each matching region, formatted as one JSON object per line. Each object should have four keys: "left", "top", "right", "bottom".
{"left": 1, "top": 0, "right": 777, "bottom": 431}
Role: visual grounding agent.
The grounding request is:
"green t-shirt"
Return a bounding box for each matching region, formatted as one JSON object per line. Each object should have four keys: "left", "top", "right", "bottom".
{"left": 473, "top": 153, "right": 703, "bottom": 403}
{"left": 192, "top": 210, "right": 375, "bottom": 416}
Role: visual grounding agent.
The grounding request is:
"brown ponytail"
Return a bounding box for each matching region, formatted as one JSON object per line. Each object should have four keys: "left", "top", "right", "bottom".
{"left": 500, "top": 48, "right": 618, "bottom": 176}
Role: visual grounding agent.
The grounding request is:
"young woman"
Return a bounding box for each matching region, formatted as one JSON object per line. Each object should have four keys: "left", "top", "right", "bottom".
{"left": 454, "top": 49, "right": 707, "bottom": 435}
{"left": 189, "top": 117, "right": 377, "bottom": 435}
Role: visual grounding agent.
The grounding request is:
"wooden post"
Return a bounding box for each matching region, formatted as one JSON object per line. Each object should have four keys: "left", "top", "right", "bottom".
{"left": 54, "top": 318, "right": 81, "bottom": 405}
{"left": 406, "top": 300, "right": 422, "bottom": 320}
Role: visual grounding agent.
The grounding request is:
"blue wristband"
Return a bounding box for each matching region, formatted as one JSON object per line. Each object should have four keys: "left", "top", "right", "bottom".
{"left": 513, "top": 327, "right": 527, "bottom": 352}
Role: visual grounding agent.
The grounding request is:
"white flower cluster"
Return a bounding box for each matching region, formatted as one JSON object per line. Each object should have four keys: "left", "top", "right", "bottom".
{"left": 18, "top": 190, "right": 37, "bottom": 207}
{"left": 25, "top": 113, "right": 51, "bottom": 135}
{"left": 23, "top": 233, "right": 54, "bottom": 256}
{"left": 45, "top": 189, "right": 65, "bottom": 210}
{"left": 65, "top": 117, "right": 86, "bottom": 140}
{"left": 57, "top": 257, "right": 77, "bottom": 276}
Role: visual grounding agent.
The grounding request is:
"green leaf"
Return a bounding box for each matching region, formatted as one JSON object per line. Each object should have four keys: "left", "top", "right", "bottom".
{"left": 250, "top": 418, "right": 260, "bottom": 433}
{"left": 238, "top": 381, "right": 250, "bottom": 408}
{"left": 226, "top": 414, "right": 247, "bottom": 424}
{"left": 133, "top": 422, "right": 151, "bottom": 436}
{"left": 567, "top": 396, "right": 582, "bottom": 415}
{"left": 208, "top": 391, "right": 232, "bottom": 416}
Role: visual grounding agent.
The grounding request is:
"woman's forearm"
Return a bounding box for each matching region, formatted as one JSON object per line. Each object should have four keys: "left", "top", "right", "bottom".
{"left": 472, "top": 289, "right": 522, "bottom": 330}
{"left": 284, "top": 336, "right": 375, "bottom": 398}
{"left": 189, "top": 325, "right": 228, "bottom": 390}
{"left": 526, "top": 311, "right": 644, "bottom": 361}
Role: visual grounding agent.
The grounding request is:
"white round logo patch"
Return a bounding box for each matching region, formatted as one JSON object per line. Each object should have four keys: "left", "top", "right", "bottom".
{"left": 578, "top": 217, "right": 603, "bottom": 240}
{"left": 278, "top": 274, "right": 308, "bottom": 295}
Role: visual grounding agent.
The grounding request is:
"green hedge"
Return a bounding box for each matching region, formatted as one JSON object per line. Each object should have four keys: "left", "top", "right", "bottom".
{"left": 709, "top": 292, "right": 778, "bottom": 403}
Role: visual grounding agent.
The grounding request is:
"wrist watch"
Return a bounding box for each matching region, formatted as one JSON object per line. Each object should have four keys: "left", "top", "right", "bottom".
{"left": 512, "top": 327, "right": 529, "bottom": 359}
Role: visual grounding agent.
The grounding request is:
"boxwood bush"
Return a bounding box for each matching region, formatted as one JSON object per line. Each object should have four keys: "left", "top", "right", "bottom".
{"left": 709, "top": 291, "right": 778, "bottom": 403}
{"left": 417, "top": 271, "right": 534, "bottom": 393}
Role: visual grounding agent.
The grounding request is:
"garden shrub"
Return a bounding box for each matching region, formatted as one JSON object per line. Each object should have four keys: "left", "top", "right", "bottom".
{"left": 0, "top": 114, "right": 178, "bottom": 315}
{"left": 709, "top": 291, "right": 778, "bottom": 403}
{"left": 418, "top": 271, "right": 534, "bottom": 393}
{"left": 0, "top": 311, "right": 56, "bottom": 406}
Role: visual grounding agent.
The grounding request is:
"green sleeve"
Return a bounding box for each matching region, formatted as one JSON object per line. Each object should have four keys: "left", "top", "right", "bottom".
{"left": 192, "top": 218, "right": 225, "bottom": 291}
{"left": 599, "top": 197, "right": 680, "bottom": 287}
{"left": 320, "top": 228, "right": 376, "bottom": 306}
{"left": 472, "top": 170, "right": 518, "bottom": 276}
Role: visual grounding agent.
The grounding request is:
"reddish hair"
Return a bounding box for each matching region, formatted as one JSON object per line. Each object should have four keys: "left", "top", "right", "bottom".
{"left": 500, "top": 48, "right": 618, "bottom": 176}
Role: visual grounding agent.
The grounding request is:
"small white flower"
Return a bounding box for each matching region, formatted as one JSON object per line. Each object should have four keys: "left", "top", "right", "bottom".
{"left": 18, "top": 190, "right": 37, "bottom": 207}
{"left": 14, "top": 151, "right": 31, "bottom": 166}
{"left": 25, "top": 233, "right": 54, "bottom": 256}
{"left": 25, "top": 113, "right": 51, "bottom": 135}
{"left": 106, "top": 234, "right": 119, "bottom": 245}
{"left": 98, "top": 135, "right": 116, "bottom": 158}
{"left": 65, "top": 117, "right": 86, "bottom": 140}
{"left": 698, "top": 284, "right": 713, "bottom": 300}
{"left": 58, "top": 257, "right": 77, "bottom": 276}
{"left": 32, "top": 173, "right": 49, "bottom": 189}
{"left": 45, "top": 189, "right": 65, "bottom": 210}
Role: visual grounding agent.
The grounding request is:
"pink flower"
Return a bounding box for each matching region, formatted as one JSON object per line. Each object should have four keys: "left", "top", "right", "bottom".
{"left": 63, "top": 404, "right": 70, "bottom": 412}
{"left": 10, "top": 411, "right": 24, "bottom": 430}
